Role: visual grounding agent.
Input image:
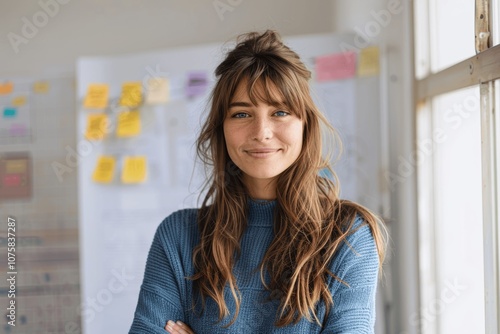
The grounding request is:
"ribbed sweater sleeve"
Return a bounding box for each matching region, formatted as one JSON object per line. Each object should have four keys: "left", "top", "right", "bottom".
{"left": 321, "top": 217, "right": 380, "bottom": 334}
{"left": 128, "top": 215, "right": 186, "bottom": 334}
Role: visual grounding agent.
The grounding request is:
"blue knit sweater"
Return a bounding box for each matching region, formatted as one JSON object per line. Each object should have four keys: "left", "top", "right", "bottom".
{"left": 129, "top": 199, "right": 379, "bottom": 333}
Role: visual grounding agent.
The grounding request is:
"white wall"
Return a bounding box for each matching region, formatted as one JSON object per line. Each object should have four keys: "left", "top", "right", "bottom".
{"left": 0, "top": 0, "right": 334, "bottom": 76}
{"left": 332, "top": 0, "right": 388, "bottom": 39}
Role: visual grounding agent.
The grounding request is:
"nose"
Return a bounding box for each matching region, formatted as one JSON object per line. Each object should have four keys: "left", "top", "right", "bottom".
{"left": 252, "top": 116, "right": 273, "bottom": 142}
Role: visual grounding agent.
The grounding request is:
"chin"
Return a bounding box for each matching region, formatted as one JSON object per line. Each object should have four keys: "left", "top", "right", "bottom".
{"left": 244, "top": 169, "right": 283, "bottom": 180}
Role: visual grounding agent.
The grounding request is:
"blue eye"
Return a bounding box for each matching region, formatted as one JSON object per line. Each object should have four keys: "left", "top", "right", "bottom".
{"left": 232, "top": 112, "right": 249, "bottom": 118}
{"left": 274, "top": 110, "right": 290, "bottom": 117}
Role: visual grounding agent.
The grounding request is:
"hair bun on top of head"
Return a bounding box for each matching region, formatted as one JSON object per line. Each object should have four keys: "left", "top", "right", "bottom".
{"left": 234, "top": 30, "right": 283, "bottom": 54}
{"left": 215, "top": 30, "right": 311, "bottom": 83}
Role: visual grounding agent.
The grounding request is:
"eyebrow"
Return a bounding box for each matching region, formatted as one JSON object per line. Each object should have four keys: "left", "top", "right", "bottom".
{"left": 228, "top": 101, "right": 289, "bottom": 109}
{"left": 228, "top": 101, "right": 253, "bottom": 108}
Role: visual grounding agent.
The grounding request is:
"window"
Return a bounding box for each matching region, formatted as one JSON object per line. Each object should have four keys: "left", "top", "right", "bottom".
{"left": 414, "top": 0, "right": 500, "bottom": 333}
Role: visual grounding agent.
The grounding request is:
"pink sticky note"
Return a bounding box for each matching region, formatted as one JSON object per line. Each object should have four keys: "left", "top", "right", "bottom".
{"left": 315, "top": 52, "right": 357, "bottom": 82}
{"left": 3, "top": 174, "right": 21, "bottom": 187}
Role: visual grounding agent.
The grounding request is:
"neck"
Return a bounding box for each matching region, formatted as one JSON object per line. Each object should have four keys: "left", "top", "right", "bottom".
{"left": 244, "top": 176, "right": 277, "bottom": 200}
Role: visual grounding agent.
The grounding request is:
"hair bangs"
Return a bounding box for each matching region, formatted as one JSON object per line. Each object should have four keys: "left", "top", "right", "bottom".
{"left": 239, "top": 59, "right": 306, "bottom": 119}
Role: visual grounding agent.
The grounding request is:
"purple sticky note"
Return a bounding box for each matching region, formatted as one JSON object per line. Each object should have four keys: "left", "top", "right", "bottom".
{"left": 9, "top": 123, "right": 27, "bottom": 136}
{"left": 186, "top": 72, "right": 208, "bottom": 98}
{"left": 315, "top": 52, "right": 357, "bottom": 82}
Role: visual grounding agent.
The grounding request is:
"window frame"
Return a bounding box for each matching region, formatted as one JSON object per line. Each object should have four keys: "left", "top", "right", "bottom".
{"left": 414, "top": 0, "right": 500, "bottom": 332}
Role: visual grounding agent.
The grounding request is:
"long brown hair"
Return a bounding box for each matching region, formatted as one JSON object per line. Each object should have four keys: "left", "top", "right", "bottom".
{"left": 191, "top": 30, "right": 386, "bottom": 327}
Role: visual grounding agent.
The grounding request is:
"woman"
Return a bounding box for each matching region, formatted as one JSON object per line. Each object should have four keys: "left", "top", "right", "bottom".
{"left": 129, "top": 30, "right": 386, "bottom": 334}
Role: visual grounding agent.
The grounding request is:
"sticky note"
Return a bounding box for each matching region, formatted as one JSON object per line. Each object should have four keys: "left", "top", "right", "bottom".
{"left": 12, "top": 96, "right": 27, "bottom": 106}
{"left": 6, "top": 159, "right": 27, "bottom": 174}
{"left": 0, "top": 153, "right": 31, "bottom": 200}
{"left": 119, "top": 82, "right": 142, "bottom": 107}
{"left": 146, "top": 78, "right": 169, "bottom": 104}
{"left": 83, "top": 84, "right": 109, "bottom": 109}
{"left": 9, "top": 124, "right": 27, "bottom": 136}
{"left": 358, "top": 46, "right": 380, "bottom": 77}
{"left": 3, "top": 107, "right": 17, "bottom": 118}
{"left": 315, "top": 52, "right": 357, "bottom": 82}
{"left": 116, "top": 110, "right": 141, "bottom": 138}
{"left": 92, "top": 156, "right": 116, "bottom": 184}
{"left": 186, "top": 72, "right": 208, "bottom": 98}
{"left": 3, "top": 174, "right": 21, "bottom": 187}
{"left": 121, "top": 156, "right": 147, "bottom": 184}
{"left": 33, "top": 81, "right": 49, "bottom": 93}
{"left": 0, "top": 82, "right": 13, "bottom": 95}
{"left": 85, "top": 113, "right": 108, "bottom": 140}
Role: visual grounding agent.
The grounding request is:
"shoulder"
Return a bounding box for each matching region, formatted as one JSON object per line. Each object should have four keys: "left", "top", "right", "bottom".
{"left": 329, "top": 209, "right": 379, "bottom": 281}
{"left": 154, "top": 208, "right": 199, "bottom": 244}
{"left": 162, "top": 207, "right": 199, "bottom": 226}
{"left": 326, "top": 200, "right": 379, "bottom": 246}
{"left": 336, "top": 212, "right": 376, "bottom": 256}
{"left": 345, "top": 215, "right": 376, "bottom": 253}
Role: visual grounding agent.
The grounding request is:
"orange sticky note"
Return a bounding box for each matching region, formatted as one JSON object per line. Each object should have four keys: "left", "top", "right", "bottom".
{"left": 85, "top": 113, "right": 108, "bottom": 140}
{"left": 0, "top": 82, "right": 14, "bottom": 95}
{"left": 121, "top": 156, "right": 147, "bottom": 184}
{"left": 92, "top": 156, "right": 116, "bottom": 183}
{"left": 116, "top": 110, "right": 141, "bottom": 138}
{"left": 119, "top": 82, "right": 142, "bottom": 107}
{"left": 84, "top": 84, "right": 109, "bottom": 109}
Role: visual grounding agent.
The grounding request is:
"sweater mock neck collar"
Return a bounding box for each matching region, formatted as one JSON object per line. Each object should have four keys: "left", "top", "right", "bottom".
{"left": 247, "top": 197, "right": 276, "bottom": 227}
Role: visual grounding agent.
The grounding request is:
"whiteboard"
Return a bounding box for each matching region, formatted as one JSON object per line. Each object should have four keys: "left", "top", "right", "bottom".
{"left": 76, "top": 32, "right": 381, "bottom": 333}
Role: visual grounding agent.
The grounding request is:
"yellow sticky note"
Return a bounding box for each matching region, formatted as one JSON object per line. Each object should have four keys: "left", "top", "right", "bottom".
{"left": 12, "top": 96, "right": 27, "bottom": 107}
{"left": 33, "top": 81, "right": 49, "bottom": 93}
{"left": 146, "top": 78, "right": 169, "bottom": 104}
{"left": 121, "top": 156, "right": 147, "bottom": 184}
{"left": 6, "top": 159, "right": 27, "bottom": 174}
{"left": 84, "top": 84, "right": 109, "bottom": 109}
{"left": 117, "top": 110, "right": 141, "bottom": 138}
{"left": 92, "top": 156, "right": 116, "bottom": 183}
{"left": 0, "top": 82, "right": 14, "bottom": 95}
{"left": 358, "top": 46, "right": 380, "bottom": 77}
{"left": 85, "top": 113, "right": 108, "bottom": 140}
{"left": 119, "top": 82, "right": 142, "bottom": 107}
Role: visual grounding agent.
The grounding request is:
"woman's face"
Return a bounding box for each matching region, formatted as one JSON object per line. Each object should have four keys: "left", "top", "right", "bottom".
{"left": 223, "top": 80, "right": 304, "bottom": 192}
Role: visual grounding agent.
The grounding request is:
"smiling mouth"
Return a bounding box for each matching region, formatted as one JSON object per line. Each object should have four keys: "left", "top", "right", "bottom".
{"left": 245, "top": 149, "right": 281, "bottom": 158}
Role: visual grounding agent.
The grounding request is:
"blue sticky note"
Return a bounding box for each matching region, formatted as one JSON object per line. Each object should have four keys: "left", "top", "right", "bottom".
{"left": 3, "top": 107, "right": 16, "bottom": 118}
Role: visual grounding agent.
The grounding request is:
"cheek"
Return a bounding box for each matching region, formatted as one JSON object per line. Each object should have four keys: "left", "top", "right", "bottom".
{"left": 223, "top": 123, "right": 240, "bottom": 155}
{"left": 285, "top": 122, "right": 304, "bottom": 153}
{"left": 294, "top": 136, "right": 304, "bottom": 158}
{"left": 223, "top": 122, "right": 232, "bottom": 143}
